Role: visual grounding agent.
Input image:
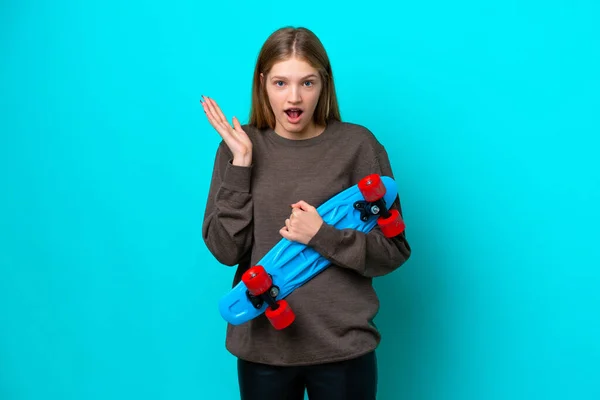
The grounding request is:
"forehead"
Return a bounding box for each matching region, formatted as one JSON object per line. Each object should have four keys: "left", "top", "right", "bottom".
{"left": 268, "top": 57, "right": 319, "bottom": 78}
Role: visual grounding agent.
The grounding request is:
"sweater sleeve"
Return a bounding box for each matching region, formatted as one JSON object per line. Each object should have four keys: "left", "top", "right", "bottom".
{"left": 306, "top": 144, "right": 411, "bottom": 277}
{"left": 202, "top": 141, "right": 254, "bottom": 266}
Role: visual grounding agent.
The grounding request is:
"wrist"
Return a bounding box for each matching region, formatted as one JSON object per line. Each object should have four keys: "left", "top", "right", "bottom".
{"left": 232, "top": 154, "right": 252, "bottom": 167}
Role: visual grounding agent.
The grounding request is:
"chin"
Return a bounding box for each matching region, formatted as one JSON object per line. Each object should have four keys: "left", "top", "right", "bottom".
{"left": 276, "top": 117, "right": 307, "bottom": 131}
{"left": 286, "top": 123, "right": 309, "bottom": 132}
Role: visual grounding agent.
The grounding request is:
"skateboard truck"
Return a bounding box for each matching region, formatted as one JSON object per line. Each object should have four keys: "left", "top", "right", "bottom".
{"left": 353, "top": 199, "right": 386, "bottom": 221}
{"left": 241, "top": 265, "right": 296, "bottom": 330}
{"left": 246, "top": 279, "right": 279, "bottom": 309}
{"left": 356, "top": 174, "right": 406, "bottom": 237}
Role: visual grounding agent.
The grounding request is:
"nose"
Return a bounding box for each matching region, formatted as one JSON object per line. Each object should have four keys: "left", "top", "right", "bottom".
{"left": 288, "top": 85, "right": 301, "bottom": 103}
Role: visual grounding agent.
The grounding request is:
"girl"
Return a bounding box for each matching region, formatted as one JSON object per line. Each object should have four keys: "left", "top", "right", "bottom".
{"left": 201, "top": 26, "right": 411, "bottom": 400}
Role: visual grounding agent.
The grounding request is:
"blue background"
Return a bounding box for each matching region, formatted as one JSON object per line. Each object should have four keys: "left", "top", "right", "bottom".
{"left": 1, "top": 1, "right": 599, "bottom": 399}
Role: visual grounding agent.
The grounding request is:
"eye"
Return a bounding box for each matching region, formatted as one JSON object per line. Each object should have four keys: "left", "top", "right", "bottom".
{"left": 304, "top": 81, "right": 314, "bottom": 87}
{"left": 275, "top": 81, "right": 284, "bottom": 87}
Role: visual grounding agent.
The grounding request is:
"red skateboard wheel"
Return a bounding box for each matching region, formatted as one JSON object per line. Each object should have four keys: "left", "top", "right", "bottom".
{"left": 265, "top": 299, "right": 295, "bottom": 330}
{"left": 378, "top": 209, "right": 406, "bottom": 237}
{"left": 242, "top": 265, "right": 272, "bottom": 296}
{"left": 358, "top": 174, "right": 386, "bottom": 202}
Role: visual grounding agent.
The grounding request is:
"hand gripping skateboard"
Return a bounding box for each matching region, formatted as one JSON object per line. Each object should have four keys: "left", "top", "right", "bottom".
{"left": 217, "top": 174, "right": 406, "bottom": 330}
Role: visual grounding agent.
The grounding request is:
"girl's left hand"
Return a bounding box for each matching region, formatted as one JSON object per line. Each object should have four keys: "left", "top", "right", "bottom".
{"left": 279, "top": 200, "right": 323, "bottom": 244}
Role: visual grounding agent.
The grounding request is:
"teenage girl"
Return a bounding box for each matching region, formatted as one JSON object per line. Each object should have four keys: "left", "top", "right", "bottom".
{"left": 201, "top": 26, "right": 411, "bottom": 400}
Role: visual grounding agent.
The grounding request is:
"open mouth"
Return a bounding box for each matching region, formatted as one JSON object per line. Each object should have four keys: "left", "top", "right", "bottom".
{"left": 285, "top": 108, "right": 303, "bottom": 119}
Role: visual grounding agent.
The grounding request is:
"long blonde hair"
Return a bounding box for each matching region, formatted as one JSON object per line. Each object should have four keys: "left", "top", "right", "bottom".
{"left": 249, "top": 27, "right": 341, "bottom": 129}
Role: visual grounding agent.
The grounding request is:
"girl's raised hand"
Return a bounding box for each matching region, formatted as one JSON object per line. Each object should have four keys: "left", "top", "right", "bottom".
{"left": 201, "top": 95, "right": 252, "bottom": 167}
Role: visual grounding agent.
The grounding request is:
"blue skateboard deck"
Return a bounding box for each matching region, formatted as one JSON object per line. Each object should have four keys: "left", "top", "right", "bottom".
{"left": 218, "top": 175, "right": 399, "bottom": 327}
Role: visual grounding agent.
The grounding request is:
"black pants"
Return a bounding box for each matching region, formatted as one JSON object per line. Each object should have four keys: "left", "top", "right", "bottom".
{"left": 237, "top": 351, "right": 377, "bottom": 400}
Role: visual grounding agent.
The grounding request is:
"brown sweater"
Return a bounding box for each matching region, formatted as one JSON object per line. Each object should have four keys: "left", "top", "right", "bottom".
{"left": 202, "top": 118, "right": 411, "bottom": 366}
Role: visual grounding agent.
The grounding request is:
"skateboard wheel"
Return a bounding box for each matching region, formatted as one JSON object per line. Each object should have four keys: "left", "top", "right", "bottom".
{"left": 242, "top": 265, "right": 272, "bottom": 296}
{"left": 265, "top": 299, "right": 295, "bottom": 330}
{"left": 358, "top": 174, "right": 386, "bottom": 202}
{"left": 378, "top": 209, "right": 406, "bottom": 237}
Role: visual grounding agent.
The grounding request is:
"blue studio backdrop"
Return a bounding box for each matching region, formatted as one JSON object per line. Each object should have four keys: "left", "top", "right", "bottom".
{"left": 1, "top": 1, "right": 599, "bottom": 399}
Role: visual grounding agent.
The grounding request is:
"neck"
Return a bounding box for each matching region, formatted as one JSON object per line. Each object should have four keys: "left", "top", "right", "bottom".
{"left": 275, "top": 121, "right": 326, "bottom": 141}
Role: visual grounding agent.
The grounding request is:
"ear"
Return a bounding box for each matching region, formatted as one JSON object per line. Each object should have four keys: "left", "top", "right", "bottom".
{"left": 260, "top": 72, "right": 264, "bottom": 84}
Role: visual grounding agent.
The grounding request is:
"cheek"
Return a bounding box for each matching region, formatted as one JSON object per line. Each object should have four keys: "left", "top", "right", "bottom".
{"left": 266, "top": 89, "right": 283, "bottom": 109}
{"left": 308, "top": 90, "right": 322, "bottom": 108}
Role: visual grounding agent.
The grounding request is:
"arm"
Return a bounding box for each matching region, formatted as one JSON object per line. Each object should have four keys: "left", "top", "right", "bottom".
{"left": 202, "top": 142, "right": 254, "bottom": 266}
{"left": 307, "top": 145, "right": 411, "bottom": 277}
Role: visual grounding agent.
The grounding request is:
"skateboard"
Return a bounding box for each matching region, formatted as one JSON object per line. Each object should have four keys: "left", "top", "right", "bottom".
{"left": 217, "top": 174, "right": 406, "bottom": 330}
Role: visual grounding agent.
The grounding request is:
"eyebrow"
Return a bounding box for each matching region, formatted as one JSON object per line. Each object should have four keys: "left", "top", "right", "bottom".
{"left": 271, "top": 74, "right": 319, "bottom": 80}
